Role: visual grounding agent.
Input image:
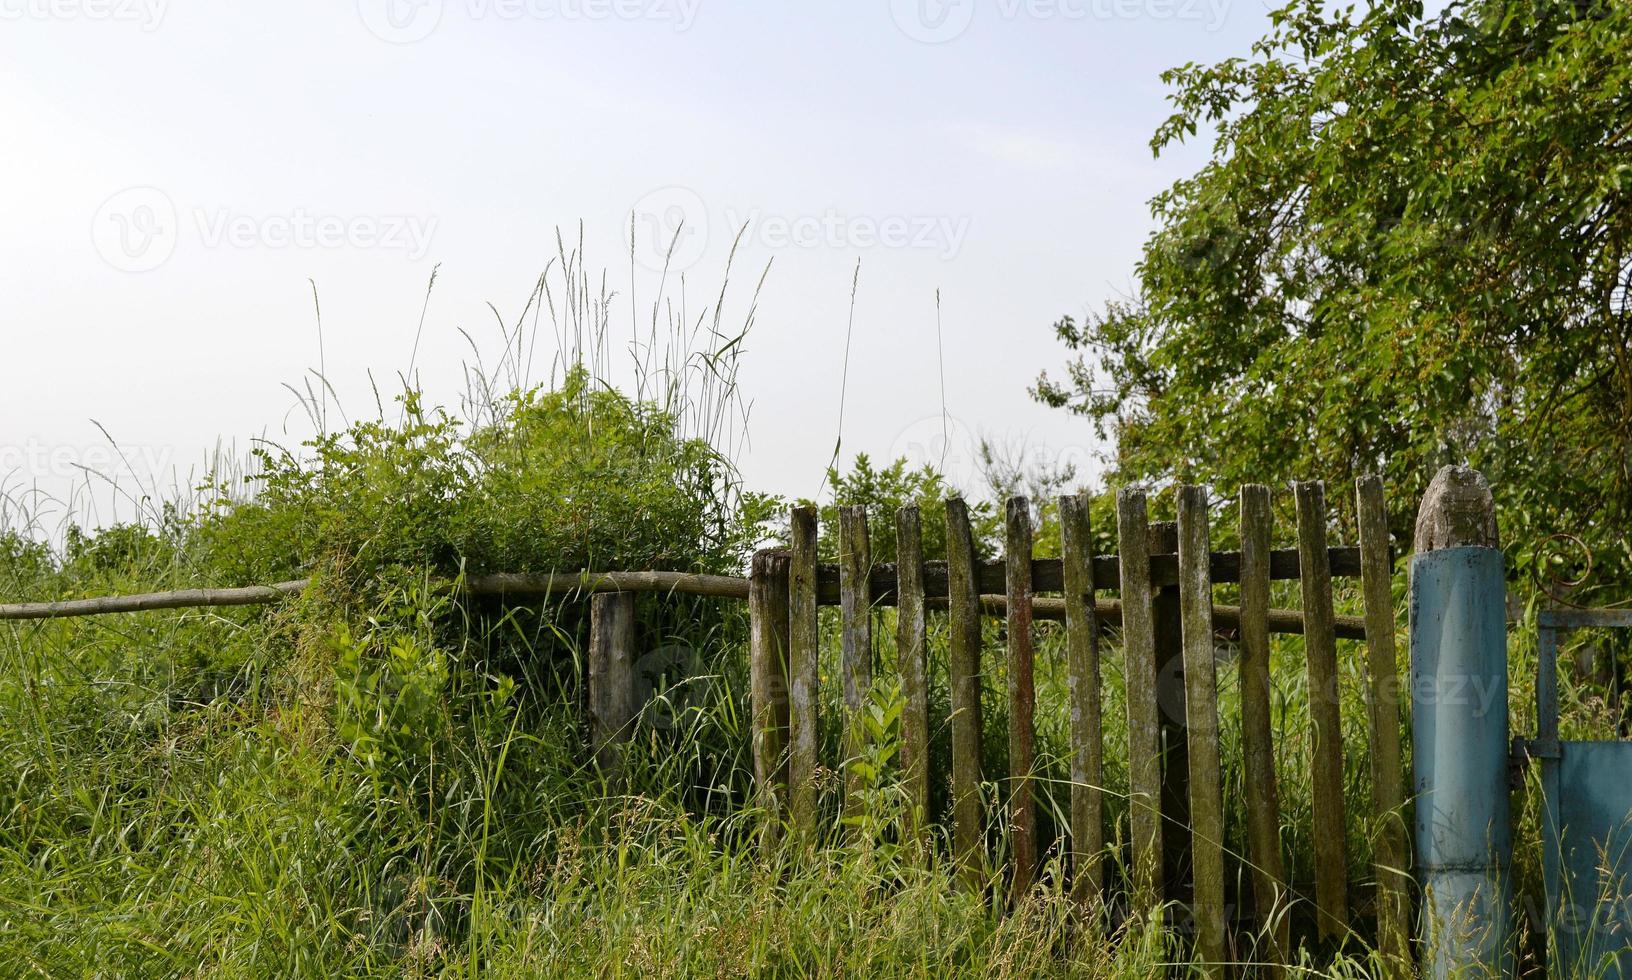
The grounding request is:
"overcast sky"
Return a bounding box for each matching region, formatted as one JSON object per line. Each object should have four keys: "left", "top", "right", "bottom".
{"left": 2, "top": 0, "right": 1278, "bottom": 533}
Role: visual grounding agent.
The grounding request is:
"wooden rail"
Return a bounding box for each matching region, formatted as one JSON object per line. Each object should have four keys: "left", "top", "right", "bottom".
{"left": 0, "top": 571, "right": 750, "bottom": 620}
{"left": 0, "top": 560, "right": 1370, "bottom": 636}
{"left": 0, "top": 580, "right": 310, "bottom": 619}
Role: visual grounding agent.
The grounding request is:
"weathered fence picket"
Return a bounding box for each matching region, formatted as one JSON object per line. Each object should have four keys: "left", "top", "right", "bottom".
{"left": 749, "top": 549, "right": 791, "bottom": 852}
{"left": 1177, "top": 486, "right": 1226, "bottom": 975}
{"left": 945, "top": 497, "right": 985, "bottom": 889}
{"left": 1005, "top": 497, "right": 1037, "bottom": 902}
{"left": 1355, "top": 476, "right": 1410, "bottom": 970}
{"left": 895, "top": 505, "right": 930, "bottom": 847}
{"left": 1116, "top": 488, "right": 1165, "bottom": 907}
{"left": 1060, "top": 492, "right": 1103, "bottom": 905}
{"left": 1294, "top": 480, "right": 1350, "bottom": 938}
{"left": 838, "top": 505, "right": 873, "bottom": 824}
{"left": 1239, "top": 484, "right": 1290, "bottom": 974}
{"left": 588, "top": 591, "right": 636, "bottom": 783}
{"left": 788, "top": 505, "right": 820, "bottom": 839}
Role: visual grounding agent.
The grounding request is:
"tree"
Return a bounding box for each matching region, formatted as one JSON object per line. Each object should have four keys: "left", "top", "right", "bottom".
{"left": 1035, "top": 0, "right": 1632, "bottom": 596}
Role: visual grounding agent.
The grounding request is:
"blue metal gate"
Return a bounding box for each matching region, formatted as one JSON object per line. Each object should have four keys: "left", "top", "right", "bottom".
{"left": 1524, "top": 608, "right": 1632, "bottom": 978}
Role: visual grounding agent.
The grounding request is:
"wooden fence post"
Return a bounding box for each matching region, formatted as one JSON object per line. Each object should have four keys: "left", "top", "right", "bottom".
{"left": 750, "top": 549, "right": 792, "bottom": 851}
{"left": 788, "top": 506, "right": 821, "bottom": 840}
{"left": 1006, "top": 497, "right": 1036, "bottom": 902}
{"left": 1239, "top": 484, "right": 1289, "bottom": 975}
{"left": 896, "top": 505, "right": 930, "bottom": 848}
{"left": 946, "top": 497, "right": 985, "bottom": 889}
{"left": 1294, "top": 480, "right": 1350, "bottom": 939}
{"left": 588, "top": 592, "right": 637, "bottom": 783}
{"left": 838, "top": 505, "right": 873, "bottom": 825}
{"left": 1356, "top": 475, "right": 1411, "bottom": 972}
{"left": 1116, "top": 488, "right": 1164, "bottom": 908}
{"left": 1177, "top": 486, "right": 1225, "bottom": 976}
{"left": 1060, "top": 491, "right": 1104, "bottom": 906}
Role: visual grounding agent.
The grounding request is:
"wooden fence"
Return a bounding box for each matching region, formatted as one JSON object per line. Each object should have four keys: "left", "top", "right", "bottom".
{"left": 0, "top": 476, "right": 1411, "bottom": 973}
{"left": 732, "top": 479, "right": 1409, "bottom": 975}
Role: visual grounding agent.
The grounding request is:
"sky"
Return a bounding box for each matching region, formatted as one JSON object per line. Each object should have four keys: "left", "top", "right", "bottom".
{"left": 1, "top": 0, "right": 1279, "bottom": 535}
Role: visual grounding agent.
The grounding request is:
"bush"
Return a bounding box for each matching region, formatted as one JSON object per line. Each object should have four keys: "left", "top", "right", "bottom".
{"left": 196, "top": 368, "right": 772, "bottom": 590}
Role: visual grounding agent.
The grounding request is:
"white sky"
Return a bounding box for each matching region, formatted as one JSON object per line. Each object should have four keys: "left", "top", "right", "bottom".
{"left": 1, "top": 0, "right": 1278, "bottom": 533}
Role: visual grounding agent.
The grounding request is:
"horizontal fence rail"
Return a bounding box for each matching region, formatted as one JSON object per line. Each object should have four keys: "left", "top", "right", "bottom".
{"left": 0, "top": 581, "right": 311, "bottom": 619}
{"left": 0, "top": 572, "right": 751, "bottom": 620}
{"left": 0, "top": 559, "right": 1371, "bottom": 637}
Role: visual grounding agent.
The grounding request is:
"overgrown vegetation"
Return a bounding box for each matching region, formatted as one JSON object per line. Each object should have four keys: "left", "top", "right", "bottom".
{"left": 7, "top": 0, "right": 1632, "bottom": 972}
{"left": 0, "top": 398, "right": 1399, "bottom": 978}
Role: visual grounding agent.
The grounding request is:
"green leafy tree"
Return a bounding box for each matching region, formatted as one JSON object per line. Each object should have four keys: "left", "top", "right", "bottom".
{"left": 1035, "top": 0, "right": 1632, "bottom": 596}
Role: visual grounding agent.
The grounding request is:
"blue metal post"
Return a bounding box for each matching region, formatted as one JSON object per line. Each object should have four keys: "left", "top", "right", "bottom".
{"left": 1409, "top": 466, "right": 1512, "bottom": 978}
